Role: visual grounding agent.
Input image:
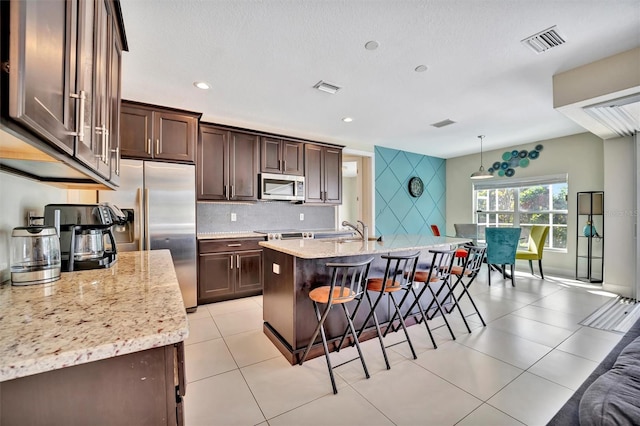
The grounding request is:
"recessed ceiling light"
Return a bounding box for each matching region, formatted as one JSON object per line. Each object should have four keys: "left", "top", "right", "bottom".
{"left": 194, "top": 81, "right": 210, "bottom": 90}
{"left": 342, "top": 117, "right": 353, "bottom": 123}
{"left": 365, "top": 40, "right": 379, "bottom": 50}
{"left": 414, "top": 65, "right": 428, "bottom": 72}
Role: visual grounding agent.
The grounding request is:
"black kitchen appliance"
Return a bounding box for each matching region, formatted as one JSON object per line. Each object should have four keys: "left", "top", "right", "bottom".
{"left": 44, "top": 204, "right": 123, "bottom": 272}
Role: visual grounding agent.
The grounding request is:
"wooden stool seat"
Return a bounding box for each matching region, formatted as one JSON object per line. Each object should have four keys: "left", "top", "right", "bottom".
{"left": 367, "top": 278, "right": 402, "bottom": 292}
{"left": 413, "top": 271, "right": 440, "bottom": 283}
{"left": 309, "top": 286, "right": 356, "bottom": 304}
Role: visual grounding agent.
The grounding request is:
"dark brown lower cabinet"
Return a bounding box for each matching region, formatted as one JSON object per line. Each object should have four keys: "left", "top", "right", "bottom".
{"left": 198, "top": 238, "right": 263, "bottom": 304}
{"left": 0, "top": 342, "right": 186, "bottom": 425}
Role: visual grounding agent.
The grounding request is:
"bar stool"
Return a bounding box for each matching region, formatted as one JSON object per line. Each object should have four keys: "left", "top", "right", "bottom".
{"left": 351, "top": 252, "right": 421, "bottom": 370}
{"left": 298, "top": 257, "right": 374, "bottom": 395}
{"left": 444, "top": 244, "right": 487, "bottom": 327}
{"left": 389, "top": 249, "right": 458, "bottom": 348}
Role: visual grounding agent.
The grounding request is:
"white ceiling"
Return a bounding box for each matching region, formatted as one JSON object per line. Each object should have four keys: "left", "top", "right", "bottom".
{"left": 119, "top": 0, "right": 640, "bottom": 159}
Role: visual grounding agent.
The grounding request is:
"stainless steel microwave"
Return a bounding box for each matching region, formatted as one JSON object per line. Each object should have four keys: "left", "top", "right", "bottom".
{"left": 260, "top": 173, "right": 305, "bottom": 201}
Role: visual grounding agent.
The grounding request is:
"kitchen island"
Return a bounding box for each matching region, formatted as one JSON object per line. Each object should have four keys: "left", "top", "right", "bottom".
{"left": 0, "top": 250, "right": 188, "bottom": 425}
{"left": 259, "top": 235, "right": 469, "bottom": 364}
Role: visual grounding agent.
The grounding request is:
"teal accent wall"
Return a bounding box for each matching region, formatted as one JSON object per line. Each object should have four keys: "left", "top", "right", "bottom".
{"left": 375, "top": 146, "right": 446, "bottom": 236}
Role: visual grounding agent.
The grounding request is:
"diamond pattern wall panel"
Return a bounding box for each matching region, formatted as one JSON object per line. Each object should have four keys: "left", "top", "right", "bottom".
{"left": 375, "top": 145, "right": 446, "bottom": 237}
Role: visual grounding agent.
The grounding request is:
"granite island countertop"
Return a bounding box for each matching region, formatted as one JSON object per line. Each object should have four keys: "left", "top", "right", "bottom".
{"left": 259, "top": 234, "right": 471, "bottom": 259}
{"left": 0, "top": 250, "right": 188, "bottom": 382}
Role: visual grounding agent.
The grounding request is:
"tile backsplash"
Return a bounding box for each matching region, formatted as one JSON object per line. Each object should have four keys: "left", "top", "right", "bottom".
{"left": 197, "top": 201, "right": 336, "bottom": 233}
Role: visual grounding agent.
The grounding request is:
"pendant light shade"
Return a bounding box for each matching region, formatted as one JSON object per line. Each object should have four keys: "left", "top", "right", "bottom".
{"left": 470, "top": 135, "right": 494, "bottom": 180}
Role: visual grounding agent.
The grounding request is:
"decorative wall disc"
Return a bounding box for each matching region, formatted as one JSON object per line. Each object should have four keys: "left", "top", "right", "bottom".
{"left": 488, "top": 144, "right": 543, "bottom": 177}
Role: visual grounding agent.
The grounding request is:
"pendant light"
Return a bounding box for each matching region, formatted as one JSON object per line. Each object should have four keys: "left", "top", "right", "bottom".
{"left": 470, "top": 135, "right": 493, "bottom": 180}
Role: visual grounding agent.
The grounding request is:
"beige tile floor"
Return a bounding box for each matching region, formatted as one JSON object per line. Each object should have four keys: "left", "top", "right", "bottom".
{"left": 183, "top": 270, "right": 623, "bottom": 426}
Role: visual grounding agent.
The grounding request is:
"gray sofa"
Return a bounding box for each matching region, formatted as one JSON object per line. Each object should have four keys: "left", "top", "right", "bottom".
{"left": 548, "top": 317, "right": 640, "bottom": 425}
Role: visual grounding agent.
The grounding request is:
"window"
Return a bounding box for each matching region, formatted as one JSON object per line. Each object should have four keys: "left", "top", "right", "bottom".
{"left": 473, "top": 174, "right": 568, "bottom": 250}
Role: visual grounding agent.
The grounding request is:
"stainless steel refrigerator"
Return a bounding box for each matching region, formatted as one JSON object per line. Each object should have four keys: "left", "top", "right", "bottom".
{"left": 98, "top": 159, "right": 197, "bottom": 312}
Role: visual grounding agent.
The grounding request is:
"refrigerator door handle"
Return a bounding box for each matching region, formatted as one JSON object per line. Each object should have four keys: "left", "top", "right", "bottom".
{"left": 144, "top": 188, "right": 150, "bottom": 250}
{"left": 136, "top": 187, "right": 143, "bottom": 251}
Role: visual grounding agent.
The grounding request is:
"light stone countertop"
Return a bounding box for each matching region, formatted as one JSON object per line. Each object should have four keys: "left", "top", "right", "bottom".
{"left": 259, "top": 234, "right": 472, "bottom": 259}
{"left": 198, "top": 232, "right": 264, "bottom": 240}
{"left": 0, "top": 250, "right": 188, "bottom": 382}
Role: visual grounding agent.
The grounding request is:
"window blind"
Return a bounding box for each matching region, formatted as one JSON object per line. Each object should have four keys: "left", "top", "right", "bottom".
{"left": 472, "top": 173, "right": 568, "bottom": 191}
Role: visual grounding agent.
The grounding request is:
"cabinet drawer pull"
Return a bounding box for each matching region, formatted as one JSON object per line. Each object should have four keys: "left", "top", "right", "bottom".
{"left": 227, "top": 243, "right": 242, "bottom": 247}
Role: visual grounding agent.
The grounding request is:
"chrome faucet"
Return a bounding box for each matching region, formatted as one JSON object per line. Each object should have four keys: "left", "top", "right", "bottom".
{"left": 342, "top": 220, "right": 369, "bottom": 242}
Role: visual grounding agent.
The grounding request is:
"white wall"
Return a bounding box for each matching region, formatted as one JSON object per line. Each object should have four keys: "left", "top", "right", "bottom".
{"left": 603, "top": 135, "right": 636, "bottom": 297}
{"left": 446, "top": 133, "right": 604, "bottom": 277}
{"left": 339, "top": 176, "right": 357, "bottom": 225}
{"left": 0, "top": 173, "right": 68, "bottom": 282}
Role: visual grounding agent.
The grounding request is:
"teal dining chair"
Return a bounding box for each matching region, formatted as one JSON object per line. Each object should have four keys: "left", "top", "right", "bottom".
{"left": 485, "top": 227, "right": 521, "bottom": 286}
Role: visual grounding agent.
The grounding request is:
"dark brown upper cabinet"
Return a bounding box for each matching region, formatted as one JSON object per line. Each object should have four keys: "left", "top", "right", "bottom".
{"left": 120, "top": 101, "right": 200, "bottom": 163}
{"left": 197, "top": 124, "right": 259, "bottom": 201}
{"left": 260, "top": 137, "right": 304, "bottom": 176}
{"left": 4, "top": 0, "right": 127, "bottom": 185}
{"left": 304, "top": 144, "right": 342, "bottom": 204}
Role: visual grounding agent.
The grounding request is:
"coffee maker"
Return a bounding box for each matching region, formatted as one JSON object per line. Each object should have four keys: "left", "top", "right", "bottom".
{"left": 44, "top": 204, "right": 124, "bottom": 272}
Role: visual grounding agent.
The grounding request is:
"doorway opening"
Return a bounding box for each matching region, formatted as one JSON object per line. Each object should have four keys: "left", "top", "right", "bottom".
{"left": 338, "top": 149, "right": 374, "bottom": 234}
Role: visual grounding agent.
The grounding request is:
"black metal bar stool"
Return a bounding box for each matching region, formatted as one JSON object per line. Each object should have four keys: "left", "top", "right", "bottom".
{"left": 446, "top": 244, "right": 487, "bottom": 327}
{"left": 387, "top": 248, "right": 458, "bottom": 348}
{"left": 346, "top": 252, "right": 421, "bottom": 370}
{"left": 298, "top": 257, "right": 374, "bottom": 394}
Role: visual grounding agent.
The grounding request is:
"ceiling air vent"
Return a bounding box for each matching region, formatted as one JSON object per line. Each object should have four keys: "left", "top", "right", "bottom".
{"left": 313, "top": 80, "right": 341, "bottom": 94}
{"left": 583, "top": 93, "right": 640, "bottom": 137}
{"left": 521, "top": 26, "right": 566, "bottom": 54}
{"left": 431, "top": 119, "right": 456, "bottom": 128}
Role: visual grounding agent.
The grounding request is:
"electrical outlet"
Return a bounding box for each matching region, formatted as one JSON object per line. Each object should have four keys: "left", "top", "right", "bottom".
{"left": 231, "top": 213, "right": 237, "bottom": 222}
{"left": 299, "top": 213, "right": 304, "bottom": 221}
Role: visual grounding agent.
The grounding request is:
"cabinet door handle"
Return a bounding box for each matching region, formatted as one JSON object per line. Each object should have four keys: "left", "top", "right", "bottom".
{"left": 155, "top": 139, "right": 160, "bottom": 155}
{"left": 282, "top": 160, "right": 286, "bottom": 171}
{"left": 70, "top": 91, "right": 86, "bottom": 142}
{"left": 231, "top": 185, "right": 235, "bottom": 199}
{"left": 94, "top": 126, "right": 105, "bottom": 160}
{"left": 103, "top": 128, "right": 110, "bottom": 165}
{"left": 111, "top": 146, "right": 120, "bottom": 174}
{"left": 227, "top": 243, "right": 242, "bottom": 247}
{"left": 230, "top": 256, "right": 234, "bottom": 270}
{"left": 146, "top": 138, "right": 151, "bottom": 155}
{"left": 237, "top": 254, "right": 240, "bottom": 269}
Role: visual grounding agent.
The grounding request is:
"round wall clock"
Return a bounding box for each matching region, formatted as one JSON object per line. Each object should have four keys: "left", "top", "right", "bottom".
{"left": 408, "top": 177, "right": 424, "bottom": 197}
